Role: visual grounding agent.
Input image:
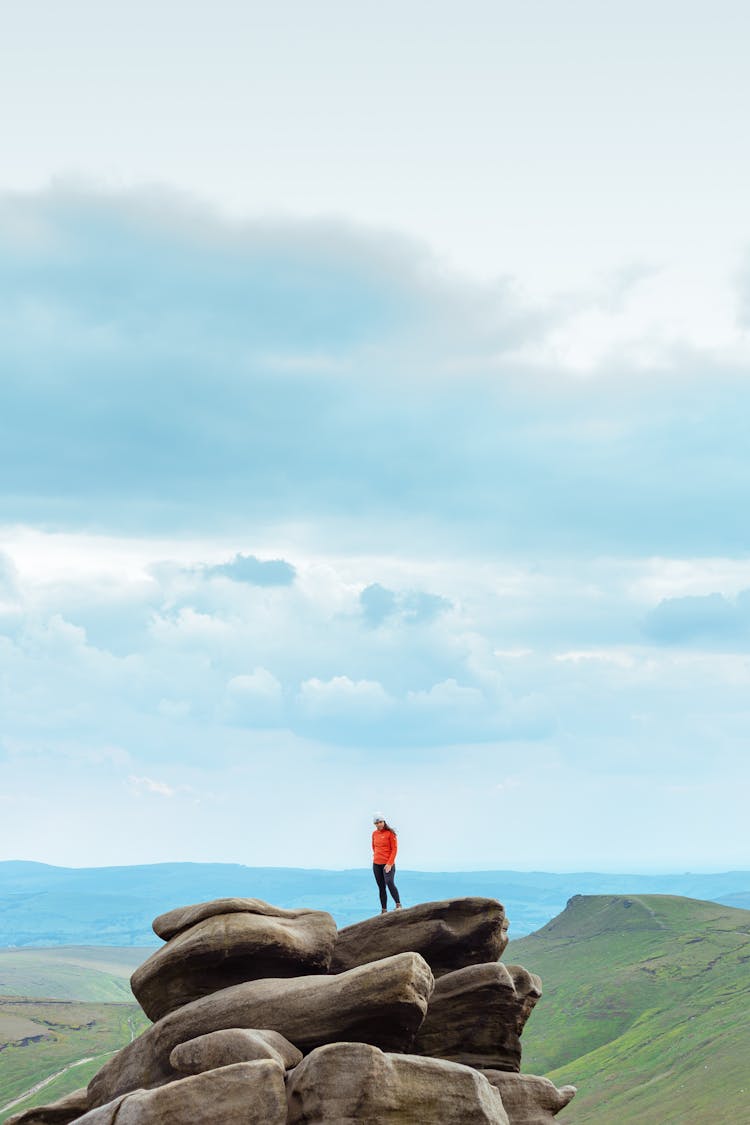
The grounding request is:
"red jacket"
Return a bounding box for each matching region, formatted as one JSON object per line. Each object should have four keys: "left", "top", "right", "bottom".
{"left": 372, "top": 828, "right": 398, "bottom": 865}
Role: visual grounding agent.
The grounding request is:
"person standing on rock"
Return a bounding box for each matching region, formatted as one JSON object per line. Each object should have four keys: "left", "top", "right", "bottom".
{"left": 372, "top": 814, "right": 402, "bottom": 914}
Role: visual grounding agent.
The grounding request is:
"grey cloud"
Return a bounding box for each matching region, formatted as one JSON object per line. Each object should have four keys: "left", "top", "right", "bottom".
{"left": 2, "top": 188, "right": 750, "bottom": 560}
{"left": 359, "top": 584, "right": 451, "bottom": 628}
{"left": 360, "top": 584, "right": 398, "bottom": 626}
{"left": 642, "top": 591, "right": 750, "bottom": 645}
{"left": 402, "top": 591, "right": 451, "bottom": 624}
{"left": 206, "top": 554, "right": 296, "bottom": 586}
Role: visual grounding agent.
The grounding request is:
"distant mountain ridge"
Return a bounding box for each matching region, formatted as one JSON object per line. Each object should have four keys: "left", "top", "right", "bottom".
{"left": 2, "top": 861, "right": 749, "bottom": 947}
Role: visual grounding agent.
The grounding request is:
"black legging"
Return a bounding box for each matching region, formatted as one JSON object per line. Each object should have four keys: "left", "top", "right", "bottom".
{"left": 373, "top": 863, "right": 400, "bottom": 909}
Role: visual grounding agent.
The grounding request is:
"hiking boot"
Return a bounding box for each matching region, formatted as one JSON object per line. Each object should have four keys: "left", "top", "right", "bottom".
{"left": 381, "top": 908, "right": 388, "bottom": 914}
{"left": 395, "top": 903, "right": 403, "bottom": 910}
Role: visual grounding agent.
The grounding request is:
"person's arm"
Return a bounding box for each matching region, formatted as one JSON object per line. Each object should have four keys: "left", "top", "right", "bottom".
{"left": 385, "top": 831, "right": 398, "bottom": 870}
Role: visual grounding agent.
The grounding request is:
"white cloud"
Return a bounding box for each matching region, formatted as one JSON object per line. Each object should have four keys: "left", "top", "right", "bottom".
{"left": 514, "top": 264, "right": 750, "bottom": 373}
{"left": 157, "top": 699, "right": 192, "bottom": 719}
{"left": 0, "top": 525, "right": 748, "bottom": 867}
{"left": 495, "top": 777, "right": 522, "bottom": 793}
{"left": 149, "top": 607, "right": 235, "bottom": 646}
{"left": 407, "top": 679, "right": 484, "bottom": 709}
{"left": 628, "top": 557, "right": 750, "bottom": 605}
{"left": 554, "top": 649, "right": 637, "bottom": 668}
{"left": 128, "top": 774, "right": 176, "bottom": 798}
{"left": 220, "top": 669, "right": 283, "bottom": 726}
{"left": 296, "top": 675, "right": 392, "bottom": 719}
{"left": 226, "top": 669, "right": 283, "bottom": 703}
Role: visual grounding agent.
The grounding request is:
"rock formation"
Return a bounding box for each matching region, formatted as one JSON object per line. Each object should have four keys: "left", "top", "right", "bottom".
{"left": 483, "top": 1074, "right": 578, "bottom": 1124}
{"left": 286, "top": 1043, "right": 511, "bottom": 1124}
{"left": 77, "top": 1061, "right": 288, "bottom": 1124}
{"left": 132, "top": 900, "right": 337, "bottom": 1021}
{"left": 8, "top": 894, "right": 576, "bottom": 1124}
{"left": 88, "top": 952, "right": 434, "bottom": 1105}
{"left": 169, "top": 1027, "right": 303, "bottom": 1073}
{"left": 331, "top": 896, "right": 509, "bottom": 977}
{"left": 414, "top": 962, "right": 542, "bottom": 1071}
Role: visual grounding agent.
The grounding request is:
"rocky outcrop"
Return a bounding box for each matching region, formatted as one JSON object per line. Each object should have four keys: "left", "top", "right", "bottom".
{"left": 170, "top": 1028, "right": 302, "bottom": 1073}
{"left": 151, "top": 897, "right": 324, "bottom": 940}
{"left": 483, "top": 1073, "right": 578, "bottom": 1123}
{"left": 76, "top": 1061, "right": 287, "bottom": 1124}
{"left": 414, "top": 961, "right": 543, "bottom": 1071}
{"left": 88, "top": 951, "right": 434, "bottom": 1106}
{"left": 331, "top": 896, "right": 509, "bottom": 977}
{"left": 14, "top": 893, "right": 577, "bottom": 1123}
{"left": 5, "top": 1088, "right": 89, "bottom": 1125}
{"left": 132, "top": 901, "right": 336, "bottom": 1021}
{"left": 286, "top": 1042, "right": 511, "bottom": 1124}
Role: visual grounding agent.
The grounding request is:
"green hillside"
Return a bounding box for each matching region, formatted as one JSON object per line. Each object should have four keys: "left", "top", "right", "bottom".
{"left": 508, "top": 894, "right": 750, "bottom": 1124}
{"left": 0, "top": 947, "right": 151, "bottom": 1003}
{"left": 0, "top": 998, "right": 150, "bottom": 1123}
{"left": 0, "top": 949, "right": 152, "bottom": 1123}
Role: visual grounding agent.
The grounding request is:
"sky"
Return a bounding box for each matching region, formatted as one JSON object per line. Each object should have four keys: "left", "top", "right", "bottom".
{"left": 1, "top": 1, "right": 750, "bottom": 872}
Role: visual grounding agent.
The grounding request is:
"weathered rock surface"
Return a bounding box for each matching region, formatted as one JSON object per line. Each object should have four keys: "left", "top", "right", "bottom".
{"left": 4, "top": 1087, "right": 89, "bottom": 1125}
{"left": 483, "top": 1073, "right": 577, "bottom": 1123}
{"left": 170, "top": 1027, "right": 302, "bottom": 1073}
{"left": 331, "top": 897, "right": 509, "bottom": 977}
{"left": 66, "top": 1094, "right": 129, "bottom": 1125}
{"left": 286, "top": 1042, "right": 511, "bottom": 1124}
{"left": 76, "top": 1061, "right": 286, "bottom": 1124}
{"left": 152, "top": 897, "right": 330, "bottom": 941}
{"left": 132, "top": 901, "right": 336, "bottom": 1021}
{"left": 413, "top": 962, "right": 542, "bottom": 1072}
{"left": 88, "top": 952, "right": 434, "bottom": 1107}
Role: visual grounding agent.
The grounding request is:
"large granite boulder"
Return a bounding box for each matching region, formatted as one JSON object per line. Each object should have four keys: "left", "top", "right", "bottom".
{"left": 132, "top": 900, "right": 336, "bottom": 1021}
{"left": 4, "top": 1088, "right": 89, "bottom": 1125}
{"left": 88, "top": 952, "right": 434, "bottom": 1107}
{"left": 413, "top": 962, "right": 542, "bottom": 1071}
{"left": 170, "top": 1028, "right": 302, "bottom": 1074}
{"left": 483, "top": 1073, "right": 577, "bottom": 1123}
{"left": 75, "top": 1061, "right": 286, "bottom": 1124}
{"left": 331, "top": 897, "right": 509, "bottom": 977}
{"left": 286, "top": 1042, "right": 511, "bottom": 1124}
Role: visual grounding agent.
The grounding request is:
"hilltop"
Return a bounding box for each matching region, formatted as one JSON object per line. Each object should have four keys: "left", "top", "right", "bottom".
{"left": 508, "top": 894, "right": 750, "bottom": 1124}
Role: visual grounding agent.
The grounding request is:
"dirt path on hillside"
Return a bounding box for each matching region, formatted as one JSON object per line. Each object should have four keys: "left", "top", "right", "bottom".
{"left": 0, "top": 1049, "right": 112, "bottom": 1117}
{"left": 1, "top": 1018, "right": 140, "bottom": 1117}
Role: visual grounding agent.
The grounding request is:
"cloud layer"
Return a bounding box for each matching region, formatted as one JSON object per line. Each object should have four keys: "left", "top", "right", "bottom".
{"left": 2, "top": 527, "right": 749, "bottom": 869}
{"left": 2, "top": 188, "right": 749, "bottom": 871}
{"left": 3, "top": 188, "right": 750, "bottom": 558}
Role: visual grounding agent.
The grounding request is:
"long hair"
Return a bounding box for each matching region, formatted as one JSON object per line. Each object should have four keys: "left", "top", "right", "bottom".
{"left": 375, "top": 820, "right": 397, "bottom": 835}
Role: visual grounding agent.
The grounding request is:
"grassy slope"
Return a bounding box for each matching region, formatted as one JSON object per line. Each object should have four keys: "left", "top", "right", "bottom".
{"left": 0, "top": 949, "right": 152, "bottom": 1122}
{"left": 0, "top": 947, "right": 151, "bottom": 1003}
{"left": 0, "top": 1055, "right": 107, "bottom": 1122}
{"left": 508, "top": 894, "right": 750, "bottom": 1124}
{"left": 0, "top": 1000, "right": 150, "bottom": 1122}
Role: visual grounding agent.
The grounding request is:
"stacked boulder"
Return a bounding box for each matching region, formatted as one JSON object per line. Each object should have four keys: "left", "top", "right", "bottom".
{"left": 8, "top": 897, "right": 576, "bottom": 1125}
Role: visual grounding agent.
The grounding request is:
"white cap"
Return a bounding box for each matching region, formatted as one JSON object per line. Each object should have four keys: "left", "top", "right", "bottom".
{"left": 373, "top": 812, "right": 386, "bottom": 823}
